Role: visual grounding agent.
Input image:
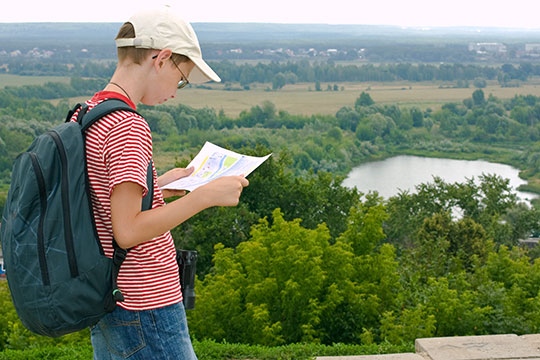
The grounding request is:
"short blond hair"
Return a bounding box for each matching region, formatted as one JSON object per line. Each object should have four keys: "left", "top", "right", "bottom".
{"left": 115, "top": 22, "right": 189, "bottom": 65}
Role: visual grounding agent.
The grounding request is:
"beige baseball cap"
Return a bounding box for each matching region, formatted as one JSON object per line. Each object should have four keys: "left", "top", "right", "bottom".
{"left": 115, "top": 7, "right": 221, "bottom": 84}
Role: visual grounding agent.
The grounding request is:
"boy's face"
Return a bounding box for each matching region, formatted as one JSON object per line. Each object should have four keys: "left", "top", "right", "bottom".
{"left": 142, "top": 56, "right": 195, "bottom": 106}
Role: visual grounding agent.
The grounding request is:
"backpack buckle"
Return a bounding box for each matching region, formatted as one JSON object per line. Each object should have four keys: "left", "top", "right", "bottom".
{"left": 112, "top": 247, "right": 127, "bottom": 266}
{"left": 112, "top": 289, "right": 125, "bottom": 302}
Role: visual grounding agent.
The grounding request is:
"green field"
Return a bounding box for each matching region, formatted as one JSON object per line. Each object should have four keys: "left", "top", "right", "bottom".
{"left": 0, "top": 74, "right": 71, "bottom": 87}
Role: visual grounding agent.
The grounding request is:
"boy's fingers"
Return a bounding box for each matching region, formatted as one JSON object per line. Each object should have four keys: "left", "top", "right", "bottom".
{"left": 240, "top": 177, "right": 249, "bottom": 187}
{"left": 177, "top": 166, "right": 194, "bottom": 178}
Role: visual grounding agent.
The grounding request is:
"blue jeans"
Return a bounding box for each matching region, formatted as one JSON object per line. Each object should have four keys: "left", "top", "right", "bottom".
{"left": 91, "top": 302, "right": 197, "bottom": 360}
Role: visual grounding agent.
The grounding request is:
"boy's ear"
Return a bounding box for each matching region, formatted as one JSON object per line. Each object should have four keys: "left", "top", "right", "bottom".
{"left": 152, "top": 49, "right": 173, "bottom": 70}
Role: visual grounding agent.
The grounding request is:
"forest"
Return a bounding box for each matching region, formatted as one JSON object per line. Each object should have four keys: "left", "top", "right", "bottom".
{"left": 2, "top": 70, "right": 540, "bottom": 358}
{"left": 2, "top": 60, "right": 538, "bottom": 87}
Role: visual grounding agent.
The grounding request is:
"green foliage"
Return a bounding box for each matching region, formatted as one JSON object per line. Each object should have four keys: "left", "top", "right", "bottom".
{"left": 0, "top": 345, "right": 93, "bottom": 360}
{"left": 0, "top": 98, "right": 72, "bottom": 191}
{"left": 423, "top": 276, "right": 491, "bottom": 336}
{"left": 0, "top": 340, "right": 414, "bottom": 360}
{"left": 380, "top": 305, "right": 436, "bottom": 344}
{"left": 189, "top": 209, "right": 333, "bottom": 345}
{"left": 1, "top": 77, "right": 106, "bottom": 100}
{"left": 272, "top": 73, "right": 287, "bottom": 90}
{"left": 355, "top": 92, "right": 374, "bottom": 107}
{"left": 384, "top": 175, "right": 529, "bottom": 250}
{"left": 474, "top": 78, "right": 487, "bottom": 88}
{"left": 408, "top": 212, "right": 493, "bottom": 277}
{"left": 193, "top": 339, "right": 413, "bottom": 360}
{"left": 190, "top": 199, "right": 403, "bottom": 346}
{"left": 0, "top": 282, "right": 90, "bottom": 352}
{"left": 337, "top": 193, "right": 388, "bottom": 256}
{"left": 5, "top": 76, "right": 540, "bottom": 351}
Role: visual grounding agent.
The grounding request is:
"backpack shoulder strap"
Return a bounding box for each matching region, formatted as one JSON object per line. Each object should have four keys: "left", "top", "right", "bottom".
{"left": 143, "top": 161, "right": 154, "bottom": 211}
{"left": 79, "top": 98, "right": 141, "bottom": 132}
{"left": 65, "top": 103, "right": 83, "bottom": 123}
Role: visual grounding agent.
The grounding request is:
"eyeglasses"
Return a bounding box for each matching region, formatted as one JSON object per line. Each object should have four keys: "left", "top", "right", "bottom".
{"left": 152, "top": 55, "right": 190, "bottom": 89}
{"left": 171, "top": 57, "right": 189, "bottom": 89}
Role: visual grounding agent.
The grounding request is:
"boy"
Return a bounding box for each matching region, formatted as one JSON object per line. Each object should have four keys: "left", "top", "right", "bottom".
{"left": 72, "top": 6, "right": 249, "bottom": 359}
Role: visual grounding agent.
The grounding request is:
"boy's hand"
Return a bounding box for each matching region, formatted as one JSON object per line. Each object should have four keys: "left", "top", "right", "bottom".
{"left": 193, "top": 175, "right": 249, "bottom": 207}
{"left": 158, "top": 166, "right": 194, "bottom": 199}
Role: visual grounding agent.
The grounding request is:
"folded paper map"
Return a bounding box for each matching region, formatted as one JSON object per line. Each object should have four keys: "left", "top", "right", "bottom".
{"left": 161, "top": 142, "right": 272, "bottom": 191}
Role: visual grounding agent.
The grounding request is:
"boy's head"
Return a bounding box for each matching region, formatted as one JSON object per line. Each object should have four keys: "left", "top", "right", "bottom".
{"left": 115, "top": 7, "right": 220, "bottom": 84}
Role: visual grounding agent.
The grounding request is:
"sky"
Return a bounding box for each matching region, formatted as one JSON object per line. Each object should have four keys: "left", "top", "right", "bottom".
{"left": 1, "top": 0, "right": 540, "bottom": 29}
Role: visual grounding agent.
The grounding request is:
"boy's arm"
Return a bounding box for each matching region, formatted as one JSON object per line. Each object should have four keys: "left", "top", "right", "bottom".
{"left": 110, "top": 175, "right": 249, "bottom": 249}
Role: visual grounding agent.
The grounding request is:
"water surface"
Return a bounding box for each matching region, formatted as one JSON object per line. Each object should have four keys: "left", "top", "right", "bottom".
{"left": 342, "top": 155, "right": 537, "bottom": 203}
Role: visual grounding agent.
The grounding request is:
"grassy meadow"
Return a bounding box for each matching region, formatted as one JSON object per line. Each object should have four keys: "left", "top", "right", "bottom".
{"left": 171, "top": 79, "right": 540, "bottom": 116}
{"left": 5, "top": 73, "right": 540, "bottom": 116}
{"left": 0, "top": 74, "right": 71, "bottom": 87}
{"left": 71, "top": 79, "right": 540, "bottom": 116}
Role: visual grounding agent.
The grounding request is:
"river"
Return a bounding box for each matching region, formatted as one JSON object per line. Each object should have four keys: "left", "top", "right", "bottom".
{"left": 342, "top": 155, "right": 538, "bottom": 203}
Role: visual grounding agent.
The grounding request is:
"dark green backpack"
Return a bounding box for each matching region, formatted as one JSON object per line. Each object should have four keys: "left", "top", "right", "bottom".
{"left": 0, "top": 99, "right": 153, "bottom": 337}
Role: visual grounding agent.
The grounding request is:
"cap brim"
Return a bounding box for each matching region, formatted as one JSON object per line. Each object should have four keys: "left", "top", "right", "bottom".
{"left": 188, "top": 57, "right": 221, "bottom": 84}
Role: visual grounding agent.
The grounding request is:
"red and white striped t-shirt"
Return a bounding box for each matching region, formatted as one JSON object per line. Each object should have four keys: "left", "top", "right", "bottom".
{"left": 71, "top": 91, "right": 182, "bottom": 310}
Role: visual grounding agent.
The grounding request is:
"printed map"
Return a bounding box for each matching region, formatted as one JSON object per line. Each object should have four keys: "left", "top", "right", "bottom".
{"left": 161, "top": 142, "right": 271, "bottom": 191}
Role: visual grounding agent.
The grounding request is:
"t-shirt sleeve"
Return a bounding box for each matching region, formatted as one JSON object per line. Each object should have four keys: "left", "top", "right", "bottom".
{"left": 102, "top": 113, "right": 152, "bottom": 198}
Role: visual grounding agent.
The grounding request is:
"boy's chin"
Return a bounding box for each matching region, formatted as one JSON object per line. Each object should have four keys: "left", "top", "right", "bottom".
{"left": 141, "top": 97, "right": 170, "bottom": 106}
{"left": 141, "top": 99, "right": 157, "bottom": 106}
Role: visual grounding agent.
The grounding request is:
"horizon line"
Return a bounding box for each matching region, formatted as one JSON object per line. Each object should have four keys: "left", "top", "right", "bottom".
{"left": 1, "top": 21, "right": 540, "bottom": 31}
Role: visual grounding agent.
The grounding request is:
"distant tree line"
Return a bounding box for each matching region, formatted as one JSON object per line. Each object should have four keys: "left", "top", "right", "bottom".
{"left": 1, "top": 60, "right": 116, "bottom": 77}
{"left": 1, "top": 77, "right": 107, "bottom": 100}
{"left": 211, "top": 61, "right": 539, "bottom": 86}
{"left": 3, "top": 59, "right": 539, "bottom": 86}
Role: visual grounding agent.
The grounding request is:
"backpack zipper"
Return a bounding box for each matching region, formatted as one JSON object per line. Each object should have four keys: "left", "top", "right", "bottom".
{"left": 28, "top": 152, "right": 51, "bottom": 286}
{"left": 48, "top": 130, "right": 79, "bottom": 279}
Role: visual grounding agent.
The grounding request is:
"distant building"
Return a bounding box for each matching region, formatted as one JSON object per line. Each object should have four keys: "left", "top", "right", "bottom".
{"left": 519, "top": 237, "right": 539, "bottom": 249}
{"left": 358, "top": 48, "right": 366, "bottom": 59}
{"left": 468, "top": 42, "right": 507, "bottom": 55}
{"left": 525, "top": 44, "right": 540, "bottom": 55}
{"left": 27, "top": 47, "right": 54, "bottom": 58}
{"left": 284, "top": 49, "right": 295, "bottom": 57}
